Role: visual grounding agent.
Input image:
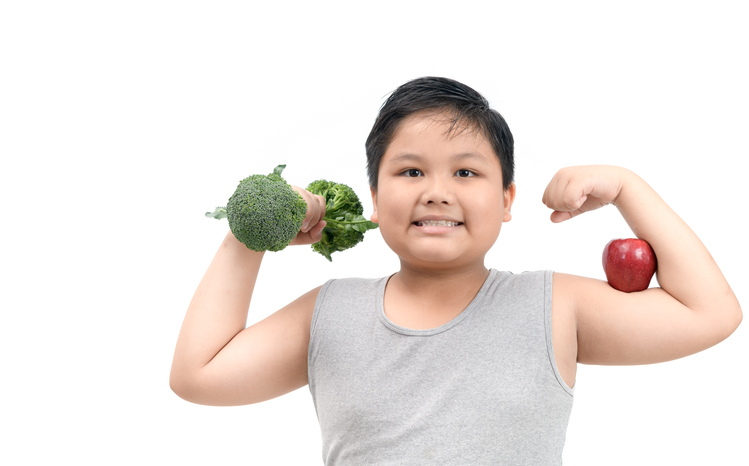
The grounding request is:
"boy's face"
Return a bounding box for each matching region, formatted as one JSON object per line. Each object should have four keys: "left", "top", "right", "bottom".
{"left": 370, "top": 111, "right": 515, "bottom": 271}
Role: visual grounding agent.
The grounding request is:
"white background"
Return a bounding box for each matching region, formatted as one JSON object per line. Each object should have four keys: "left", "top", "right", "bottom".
{"left": 2, "top": 1, "right": 747, "bottom": 464}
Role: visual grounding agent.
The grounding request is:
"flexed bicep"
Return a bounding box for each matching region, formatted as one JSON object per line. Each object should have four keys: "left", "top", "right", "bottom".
{"left": 557, "top": 273, "right": 734, "bottom": 366}
{"left": 180, "top": 286, "right": 320, "bottom": 406}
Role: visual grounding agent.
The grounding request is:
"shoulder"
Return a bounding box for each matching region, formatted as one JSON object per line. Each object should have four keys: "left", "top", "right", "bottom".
{"left": 311, "top": 276, "right": 388, "bottom": 323}
{"left": 317, "top": 276, "right": 389, "bottom": 303}
{"left": 491, "top": 269, "right": 550, "bottom": 282}
{"left": 476, "top": 270, "right": 553, "bottom": 316}
{"left": 487, "top": 269, "right": 552, "bottom": 293}
{"left": 322, "top": 275, "right": 389, "bottom": 288}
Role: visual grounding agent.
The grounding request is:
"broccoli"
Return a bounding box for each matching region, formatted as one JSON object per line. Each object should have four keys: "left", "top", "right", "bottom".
{"left": 206, "top": 165, "right": 378, "bottom": 261}
{"left": 206, "top": 164, "right": 307, "bottom": 252}
{"left": 306, "top": 179, "right": 379, "bottom": 261}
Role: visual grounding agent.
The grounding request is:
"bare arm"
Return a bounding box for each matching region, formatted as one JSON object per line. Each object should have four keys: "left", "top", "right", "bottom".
{"left": 544, "top": 166, "right": 741, "bottom": 366}
{"left": 170, "top": 187, "right": 326, "bottom": 405}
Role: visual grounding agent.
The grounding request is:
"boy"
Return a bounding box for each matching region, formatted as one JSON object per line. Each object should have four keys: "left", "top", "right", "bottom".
{"left": 170, "top": 77, "right": 741, "bottom": 464}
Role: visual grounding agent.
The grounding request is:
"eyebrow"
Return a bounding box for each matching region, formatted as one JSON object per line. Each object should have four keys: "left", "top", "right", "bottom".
{"left": 388, "top": 152, "right": 488, "bottom": 164}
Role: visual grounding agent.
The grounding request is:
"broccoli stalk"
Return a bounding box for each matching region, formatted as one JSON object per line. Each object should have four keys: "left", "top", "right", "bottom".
{"left": 206, "top": 165, "right": 377, "bottom": 261}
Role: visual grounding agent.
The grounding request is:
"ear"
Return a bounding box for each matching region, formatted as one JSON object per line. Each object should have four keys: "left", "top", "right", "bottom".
{"left": 370, "top": 186, "right": 379, "bottom": 224}
{"left": 503, "top": 183, "right": 516, "bottom": 222}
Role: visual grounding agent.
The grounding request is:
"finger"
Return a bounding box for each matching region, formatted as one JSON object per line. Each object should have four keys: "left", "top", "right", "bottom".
{"left": 542, "top": 174, "right": 583, "bottom": 211}
{"left": 307, "top": 219, "right": 327, "bottom": 243}
{"left": 547, "top": 175, "right": 589, "bottom": 212}
{"left": 540, "top": 178, "right": 557, "bottom": 208}
{"left": 303, "top": 194, "right": 326, "bottom": 232}
{"left": 543, "top": 180, "right": 587, "bottom": 212}
{"left": 291, "top": 220, "right": 327, "bottom": 246}
{"left": 563, "top": 193, "right": 588, "bottom": 212}
{"left": 549, "top": 210, "right": 583, "bottom": 223}
{"left": 292, "top": 186, "right": 326, "bottom": 232}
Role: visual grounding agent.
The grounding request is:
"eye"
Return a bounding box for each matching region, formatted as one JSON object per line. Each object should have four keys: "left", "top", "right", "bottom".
{"left": 455, "top": 169, "right": 476, "bottom": 178}
{"left": 402, "top": 168, "right": 423, "bottom": 177}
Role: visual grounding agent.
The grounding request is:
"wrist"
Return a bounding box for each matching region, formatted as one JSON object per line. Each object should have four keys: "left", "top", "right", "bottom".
{"left": 611, "top": 167, "right": 644, "bottom": 209}
{"left": 223, "top": 231, "right": 266, "bottom": 259}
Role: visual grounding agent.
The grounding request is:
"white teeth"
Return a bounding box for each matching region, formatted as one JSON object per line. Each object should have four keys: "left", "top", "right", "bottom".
{"left": 416, "top": 220, "right": 460, "bottom": 227}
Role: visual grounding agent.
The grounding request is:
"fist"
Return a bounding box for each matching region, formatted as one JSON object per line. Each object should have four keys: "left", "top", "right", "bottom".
{"left": 542, "top": 166, "right": 627, "bottom": 223}
{"left": 290, "top": 186, "right": 327, "bottom": 245}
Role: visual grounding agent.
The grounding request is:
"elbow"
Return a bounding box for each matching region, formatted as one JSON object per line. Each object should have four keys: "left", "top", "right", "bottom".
{"left": 169, "top": 372, "right": 191, "bottom": 402}
{"left": 169, "top": 369, "right": 230, "bottom": 406}
{"left": 693, "top": 298, "right": 743, "bottom": 351}
{"left": 716, "top": 299, "right": 742, "bottom": 343}
{"left": 728, "top": 301, "right": 742, "bottom": 335}
{"left": 170, "top": 377, "right": 206, "bottom": 405}
{"left": 170, "top": 369, "right": 203, "bottom": 404}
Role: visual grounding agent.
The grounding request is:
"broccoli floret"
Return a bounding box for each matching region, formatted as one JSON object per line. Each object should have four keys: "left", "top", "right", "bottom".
{"left": 206, "top": 165, "right": 307, "bottom": 252}
{"left": 307, "top": 179, "right": 378, "bottom": 261}
{"left": 206, "top": 165, "right": 378, "bottom": 260}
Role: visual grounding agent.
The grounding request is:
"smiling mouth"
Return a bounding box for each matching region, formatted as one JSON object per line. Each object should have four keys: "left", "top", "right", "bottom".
{"left": 414, "top": 220, "right": 463, "bottom": 227}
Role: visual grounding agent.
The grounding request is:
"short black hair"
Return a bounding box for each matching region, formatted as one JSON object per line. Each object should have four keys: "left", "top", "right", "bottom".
{"left": 365, "top": 77, "right": 514, "bottom": 191}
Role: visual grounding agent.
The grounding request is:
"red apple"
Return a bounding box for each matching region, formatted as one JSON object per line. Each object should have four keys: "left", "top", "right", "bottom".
{"left": 603, "top": 238, "right": 657, "bottom": 292}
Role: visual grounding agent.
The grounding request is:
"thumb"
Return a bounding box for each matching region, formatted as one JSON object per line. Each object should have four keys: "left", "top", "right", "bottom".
{"left": 550, "top": 211, "right": 572, "bottom": 223}
{"left": 290, "top": 220, "right": 327, "bottom": 246}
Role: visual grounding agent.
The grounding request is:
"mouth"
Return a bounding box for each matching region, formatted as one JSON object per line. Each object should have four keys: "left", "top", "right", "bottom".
{"left": 413, "top": 220, "right": 463, "bottom": 227}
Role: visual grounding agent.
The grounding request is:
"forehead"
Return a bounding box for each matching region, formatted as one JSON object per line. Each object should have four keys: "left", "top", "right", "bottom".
{"left": 395, "top": 110, "right": 482, "bottom": 139}
{"left": 384, "top": 110, "right": 495, "bottom": 162}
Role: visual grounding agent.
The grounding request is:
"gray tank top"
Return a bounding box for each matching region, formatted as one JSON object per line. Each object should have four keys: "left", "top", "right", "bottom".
{"left": 308, "top": 269, "right": 574, "bottom": 465}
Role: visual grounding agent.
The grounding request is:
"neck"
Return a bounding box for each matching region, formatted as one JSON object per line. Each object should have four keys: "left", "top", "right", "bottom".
{"left": 392, "top": 262, "right": 490, "bottom": 302}
{"left": 397, "top": 262, "right": 488, "bottom": 285}
{"left": 383, "top": 262, "right": 491, "bottom": 330}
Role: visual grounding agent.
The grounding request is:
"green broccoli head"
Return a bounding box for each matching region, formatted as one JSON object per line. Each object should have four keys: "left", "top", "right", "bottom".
{"left": 206, "top": 165, "right": 377, "bottom": 260}
{"left": 219, "top": 165, "right": 307, "bottom": 252}
{"left": 307, "top": 179, "right": 378, "bottom": 261}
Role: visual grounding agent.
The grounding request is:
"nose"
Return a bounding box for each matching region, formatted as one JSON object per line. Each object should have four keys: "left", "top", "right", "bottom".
{"left": 420, "top": 174, "right": 455, "bottom": 205}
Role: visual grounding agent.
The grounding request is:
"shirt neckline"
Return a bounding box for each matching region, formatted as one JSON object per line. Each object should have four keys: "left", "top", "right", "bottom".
{"left": 376, "top": 269, "right": 499, "bottom": 336}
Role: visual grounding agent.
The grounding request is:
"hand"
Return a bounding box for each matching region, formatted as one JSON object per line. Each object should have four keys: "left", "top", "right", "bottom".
{"left": 542, "top": 165, "right": 627, "bottom": 223}
{"left": 290, "top": 186, "right": 327, "bottom": 245}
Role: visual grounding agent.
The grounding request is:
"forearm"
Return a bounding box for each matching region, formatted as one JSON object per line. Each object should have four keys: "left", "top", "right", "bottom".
{"left": 615, "top": 169, "right": 740, "bottom": 319}
{"left": 170, "top": 231, "right": 263, "bottom": 388}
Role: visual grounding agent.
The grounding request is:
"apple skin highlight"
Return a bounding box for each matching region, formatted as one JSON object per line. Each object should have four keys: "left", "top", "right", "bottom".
{"left": 603, "top": 238, "right": 657, "bottom": 292}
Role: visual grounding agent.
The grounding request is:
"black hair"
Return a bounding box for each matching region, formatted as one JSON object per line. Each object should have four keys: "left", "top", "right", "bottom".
{"left": 365, "top": 76, "right": 514, "bottom": 191}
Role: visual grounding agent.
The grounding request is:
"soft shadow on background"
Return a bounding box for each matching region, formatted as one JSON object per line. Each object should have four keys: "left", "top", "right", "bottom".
{"left": 2, "top": 1, "right": 747, "bottom": 464}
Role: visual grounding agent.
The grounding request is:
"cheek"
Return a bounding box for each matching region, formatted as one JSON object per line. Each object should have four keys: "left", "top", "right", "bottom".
{"left": 465, "top": 192, "right": 505, "bottom": 234}
{"left": 375, "top": 216, "right": 407, "bottom": 256}
{"left": 467, "top": 188, "right": 504, "bottom": 216}
{"left": 373, "top": 193, "right": 400, "bottom": 225}
{"left": 373, "top": 196, "right": 404, "bottom": 234}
